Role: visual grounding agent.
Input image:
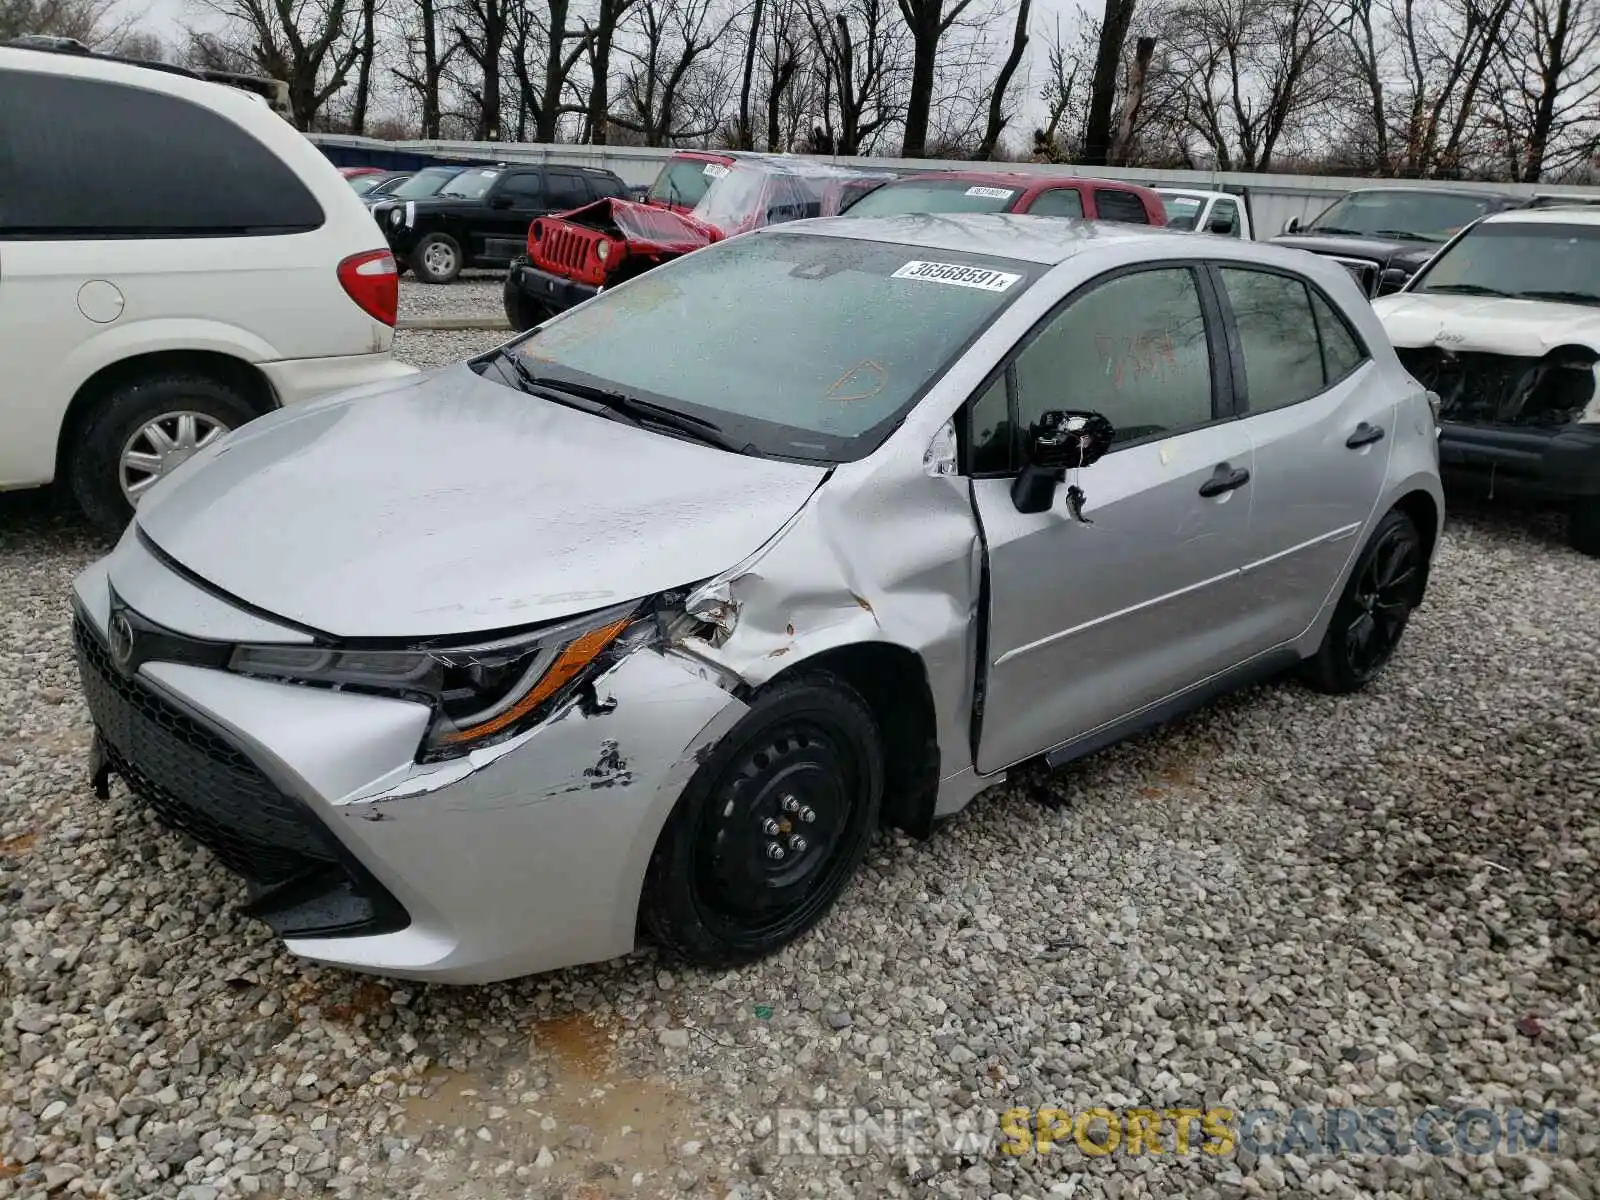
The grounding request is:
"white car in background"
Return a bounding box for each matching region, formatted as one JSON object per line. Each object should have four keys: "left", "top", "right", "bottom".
{"left": 0, "top": 40, "right": 415, "bottom": 536}
{"left": 1156, "top": 188, "right": 1253, "bottom": 239}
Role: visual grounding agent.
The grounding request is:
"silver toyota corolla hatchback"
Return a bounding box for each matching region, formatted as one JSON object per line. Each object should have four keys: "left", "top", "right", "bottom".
{"left": 72, "top": 214, "right": 1444, "bottom": 983}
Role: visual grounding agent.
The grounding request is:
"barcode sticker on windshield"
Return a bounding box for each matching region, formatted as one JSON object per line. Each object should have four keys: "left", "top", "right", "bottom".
{"left": 892, "top": 260, "right": 1022, "bottom": 292}
{"left": 702, "top": 163, "right": 730, "bottom": 178}
{"left": 965, "top": 186, "right": 1014, "bottom": 199}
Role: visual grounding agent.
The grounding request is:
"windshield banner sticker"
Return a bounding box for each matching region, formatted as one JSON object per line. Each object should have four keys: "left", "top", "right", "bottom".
{"left": 892, "top": 261, "right": 1022, "bottom": 292}
{"left": 702, "top": 163, "right": 730, "bottom": 178}
{"left": 965, "top": 186, "right": 1015, "bottom": 199}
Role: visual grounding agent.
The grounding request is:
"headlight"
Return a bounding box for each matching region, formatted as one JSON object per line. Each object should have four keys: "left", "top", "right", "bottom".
{"left": 388, "top": 208, "right": 404, "bottom": 228}
{"left": 596, "top": 240, "right": 610, "bottom": 262}
{"left": 229, "top": 602, "right": 646, "bottom": 761}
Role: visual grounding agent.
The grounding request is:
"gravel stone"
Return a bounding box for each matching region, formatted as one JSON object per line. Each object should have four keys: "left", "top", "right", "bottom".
{"left": 3, "top": 376, "right": 1596, "bottom": 1200}
{"left": 397, "top": 274, "right": 504, "bottom": 325}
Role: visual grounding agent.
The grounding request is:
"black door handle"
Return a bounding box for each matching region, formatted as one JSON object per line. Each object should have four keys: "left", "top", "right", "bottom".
{"left": 1347, "top": 422, "right": 1386, "bottom": 448}
{"left": 1198, "top": 463, "right": 1251, "bottom": 497}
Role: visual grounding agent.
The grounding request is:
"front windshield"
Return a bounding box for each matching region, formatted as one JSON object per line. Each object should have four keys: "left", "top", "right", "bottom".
{"left": 1160, "top": 195, "right": 1203, "bottom": 231}
{"left": 1411, "top": 222, "right": 1600, "bottom": 303}
{"left": 688, "top": 164, "right": 861, "bottom": 231}
{"left": 510, "top": 232, "right": 1035, "bottom": 461}
{"left": 439, "top": 168, "right": 501, "bottom": 200}
{"left": 391, "top": 167, "right": 460, "bottom": 199}
{"left": 1306, "top": 191, "right": 1492, "bottom": 242}
{"left": 648, "top": 158, "right": 725, "bottom": 208}
{"left": 844, "top": 179, "right": 1020, "bottom": 218}
{"left": 348, "top": 174, "right": 384, "bottom": 196}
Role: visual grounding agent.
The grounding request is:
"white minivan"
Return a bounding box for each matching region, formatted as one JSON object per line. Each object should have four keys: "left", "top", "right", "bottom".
{"left": 0, "top": 41, "right": 416, "bottom": 534}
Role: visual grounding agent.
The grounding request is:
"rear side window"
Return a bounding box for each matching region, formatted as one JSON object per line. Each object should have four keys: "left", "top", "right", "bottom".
{"left": 497, "top": 172, "right": 546, "bottom": 206}
{"left": 1311, "top": 292, "right": 1367, "bottom": 381}
{"left": 590, "top": 175, "right": 627, "bottom": 199}
{"left": 0, "top": 70, "right": 323, "bottom": 238}
{"left": 1218, "top": 268, "right": 1336, "bottom": 412}
{"left": 1027, "top": 188, "right": 1085, "bottom": 218}
{"left": 545, "top": 171, "right": 589, "bottom": 209}
{"left": 1094, "top": 189, "right": 1150, "bottom": 224}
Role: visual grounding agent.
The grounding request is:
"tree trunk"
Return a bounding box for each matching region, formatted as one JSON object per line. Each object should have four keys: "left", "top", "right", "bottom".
{"left": 586, "top": 0, "right": 620, "bottom": 143}
{"left": 974, "top": 0, "right": 1029, "bottom": 160}
{"left": 536, "top": 0, "right": 571, "bottom": 141}
{"left": 899, "top": 15, "right": 937, "bottom": 157}
{"left": 1107, "top": 33, "right": 1153, "bottom": 164}
{"left": 350, "top": 0, "right": 376, "bottom": 133}
{"left": 738, "top": 0, "right": 763, "bottom": 148}
{"left": 1082, "top": 0, "right": 1135, "bottom": 165}
{"left": 420, "top": 0, "right": 441, "bottom": 136}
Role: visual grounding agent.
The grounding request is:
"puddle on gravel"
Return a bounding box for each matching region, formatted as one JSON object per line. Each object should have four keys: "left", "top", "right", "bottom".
{"left": 401, "top": 1010, "right": 714, "bottom": 1197}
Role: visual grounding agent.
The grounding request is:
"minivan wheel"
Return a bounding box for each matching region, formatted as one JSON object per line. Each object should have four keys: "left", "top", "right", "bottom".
{"left": 1569, "top": 501, "right": 1600, "bottom": 557}
{"left": 1302, "top": 507, "right": 1424, "bottom": 694}
{"left": 70, "top": 373, "right": 258, "bottom": 539}
{"left": 641, "top": 672, "right": 883, "bottom": 967}
{"left": 411, "top": 232, "right": 463, "bottom": 284}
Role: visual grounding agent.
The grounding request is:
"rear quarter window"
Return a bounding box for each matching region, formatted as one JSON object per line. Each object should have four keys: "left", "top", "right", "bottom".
{"left": 0, "top": 70, "right": 324, "bottom": 238}
{"left": 1093, "top": 189, "right": 1151, "bottom": 224}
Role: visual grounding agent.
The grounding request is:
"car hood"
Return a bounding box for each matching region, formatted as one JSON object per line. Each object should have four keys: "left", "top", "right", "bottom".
{"left": 1271, "top": 232, "right": 1433, "bottom": 261}
{"left": 133, "top": 363, "right": 827, "bottom": 639}
{"left": 1372, "top": 291, "right": 1600, "bottom": 355}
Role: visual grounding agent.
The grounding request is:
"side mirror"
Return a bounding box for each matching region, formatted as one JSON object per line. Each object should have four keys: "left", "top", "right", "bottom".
{"left": 489, "top": 194, "right": 515, "bottom": 210}
{"left": 1010, "top": 410, "right": 1116, "bottom": 514}
{"left": 1209, "top": 215, "right": 1235, "bottom": 235}
{"left": 1282, "top": 216, "right": 1301, "bottom": 234}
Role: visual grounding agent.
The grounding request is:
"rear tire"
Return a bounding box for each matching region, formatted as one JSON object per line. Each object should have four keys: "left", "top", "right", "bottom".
{"left": 641, "top": 671, "right": 883, "bottom": 967}
{"left": 1569, "top": 501, "right": 1600, "bottom": 557}
{"left": 69, "top": 372, "right": 259, "bottom": 539}
{"left": 411, "top": 232, "right": 463, "bottom": 284}
{"left": 1301, "top": 507, "right": 1424, "bottom": 695}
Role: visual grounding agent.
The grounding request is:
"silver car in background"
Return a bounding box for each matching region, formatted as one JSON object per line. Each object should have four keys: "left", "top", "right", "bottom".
{"left": 71, "top": 214, "right": 1444, "bottom": 983}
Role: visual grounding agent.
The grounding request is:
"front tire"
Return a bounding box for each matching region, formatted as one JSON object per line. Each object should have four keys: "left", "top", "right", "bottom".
{"left": 69, "top": 373, "right": 258, "bottom": 539}
{"left": 1302, "top": 507, "right": 1425, "bottom": 694}
{"left": 1569, "top": 501, "right": 1600, "bottom": 557}
{"left": 503, "top": 273, "right": 552, "bottom": 332}
{"left": 641, "top": 672, "right": 883, "bottom": 967}
{"left": 411, "top": 232, "right": 463, "bottom": 284}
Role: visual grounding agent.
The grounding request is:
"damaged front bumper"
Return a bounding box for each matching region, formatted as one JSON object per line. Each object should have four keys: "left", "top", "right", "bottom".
{"left": 71, "top": 554, "right": 747, "bottom": 985}
{"left": 1396, "top": 345, "right": 1600, "bottom": 500}
{"left": 506, "top": 256, "right": 598, "bottom": 319}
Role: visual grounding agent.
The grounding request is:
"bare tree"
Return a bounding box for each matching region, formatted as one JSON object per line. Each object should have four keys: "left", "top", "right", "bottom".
{"left": 1388, "top": 0, "right": 1515, "bottom": 176}
{"left": 614, "top": 0, "right": 721, "bottom": 144}
{"left": 1082, "top": 0, "right": 1136, "bottom": 163}
{"left": 1157, "top": 0, "right": 1341, "bottom": 171}
{"left": 197, "top": 0, "right": 365, "bottom": 129}
{"left": 348, "top": 0, "right": 378, "bottom": 133}
{"left": 1108, "top": 32, "right": 1154, "bottom": 162}
{"left": 391, "top": 0, "right": 451, "bottom": 137}
{"left": 761, "top": 0, "right": 808, "bottom": 148}
{"left": 895, "top": 0, "right": 980, "bottom": 155}
{"left": 507, "top": 0, "right": 593, "bottom": 141}
{"left": 450, "top": 0, "right": 512, "bottom": 137}
{"left": 973, "top": 0, "right": 1030, "bottom": 159}
{"left": 1, "top": 0, "right": 134, "bottom": 46}
{"left": 1493, "top": 0, "right": 1600, "bottom": 180}
{"left": 578, "top": 0, "right": 637, "bottom": 142}
{"left": 805, "top": 0, "right": 905, "bottom": 153}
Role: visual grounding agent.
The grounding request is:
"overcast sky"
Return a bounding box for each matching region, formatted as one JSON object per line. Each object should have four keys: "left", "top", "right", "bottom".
{"left": 116, "top": 0, "right": 1083, "bottom": 141}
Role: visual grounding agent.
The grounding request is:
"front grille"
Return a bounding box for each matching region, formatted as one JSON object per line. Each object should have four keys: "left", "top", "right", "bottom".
{"left": 73, "top": 613, "right": 408, "bottom": 938}
{"left": 545, "top": 225, "right": 592, "bottom": 273}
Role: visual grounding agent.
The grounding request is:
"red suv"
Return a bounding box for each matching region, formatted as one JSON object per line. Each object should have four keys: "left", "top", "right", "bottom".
{"left": 839, "top": 170, "right": 1167, "bottom": 225}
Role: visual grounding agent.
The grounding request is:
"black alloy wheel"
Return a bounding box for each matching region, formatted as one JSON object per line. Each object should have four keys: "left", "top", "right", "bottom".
{"left": 1304, "top": 507, "right": 1424, "bottom": 694}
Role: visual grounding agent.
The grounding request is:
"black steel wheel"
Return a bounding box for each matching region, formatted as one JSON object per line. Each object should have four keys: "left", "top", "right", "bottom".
{"left": 1303, "top": 507, "right": 1424, "bottom": 694}
{"left": 642, "top": 671, "right": 882, "bottom": 966}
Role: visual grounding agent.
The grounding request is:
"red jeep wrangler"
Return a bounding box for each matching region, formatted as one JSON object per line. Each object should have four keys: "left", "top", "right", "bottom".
{"left": 503, "top": 155, "right": 894, "bottom": 330}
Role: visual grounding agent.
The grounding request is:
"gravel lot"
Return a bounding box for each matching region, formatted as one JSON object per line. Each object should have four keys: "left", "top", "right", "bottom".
{"left": 2, "top": 320, "right": 1596, "bottom": 1199}
{"left": 397, "top": 274, "right": 505, "bottom": 328}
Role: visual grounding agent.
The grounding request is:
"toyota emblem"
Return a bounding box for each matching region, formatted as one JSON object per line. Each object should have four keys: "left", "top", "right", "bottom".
{"left": 108, "top": 612, "right": 136, "bottom": 673}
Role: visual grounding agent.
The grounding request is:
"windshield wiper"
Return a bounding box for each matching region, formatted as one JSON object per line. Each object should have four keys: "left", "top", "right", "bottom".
{"left": 1374, "top": 228, "right": 1441, "bottom": 242}
{"left": 1418, "top": 282, "right": 1508, "bottom": 296}
{"left": 498, "top": 353, "right": 754, "bottom": 455}
{"left": 1303, "top": 225, "right": 1364, "bottom": 236}
{"left": 1513, "top": 288, "right": 1600, "bottom": 307}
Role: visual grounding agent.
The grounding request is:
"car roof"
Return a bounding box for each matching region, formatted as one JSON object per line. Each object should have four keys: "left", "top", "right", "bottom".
{"left": 779, "top": 211, "right": 1248, "bottom": 264}
{"left": 1340, "top": 185, "right": 1517, "bottom": 200}
{"left": 1156, "top": 187, "right": 1231, "bottom": 200}
{"left": 1479, "top": 205, "right": 1600, "bottom": 226}
{"left": 883, "top": 170, "right": 1150, "bottom": 193}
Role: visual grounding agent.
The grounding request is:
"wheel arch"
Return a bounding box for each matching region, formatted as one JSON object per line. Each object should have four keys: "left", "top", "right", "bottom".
{"left": 760, "top": 640, "right": 942, "bottom": 839}
{"left": 56, "top": 349, "right": 279, "bottom": 486}
{"left": 1389, "top": 486, "right": 1442, "bottom": 606}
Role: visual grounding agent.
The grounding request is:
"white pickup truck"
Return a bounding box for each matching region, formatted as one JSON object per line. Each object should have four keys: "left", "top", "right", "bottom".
{"left": 1155, "top": 188, "right": 1253, "bottom": 239}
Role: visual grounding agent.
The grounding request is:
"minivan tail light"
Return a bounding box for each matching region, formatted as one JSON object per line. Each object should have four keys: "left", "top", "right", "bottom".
{"left": 337, "top": 250, "right": 399, "bottom": 326}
